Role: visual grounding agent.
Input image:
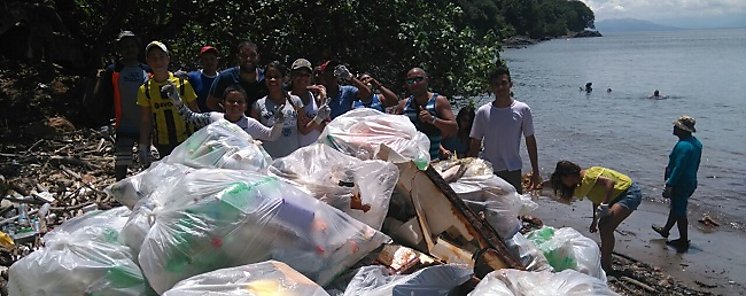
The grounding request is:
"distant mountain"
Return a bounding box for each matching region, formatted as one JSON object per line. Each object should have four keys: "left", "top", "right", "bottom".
{"left": 595, "top": 18, "right": 681, "bottom": 32}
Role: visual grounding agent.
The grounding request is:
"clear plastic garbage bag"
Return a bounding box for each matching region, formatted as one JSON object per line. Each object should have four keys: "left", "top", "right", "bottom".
{"left": 8, "top": 207, "right": 152, "bottom": 296}
{"left": 468, "top": 269, "right": 619, "bottom": 296}
{"left": 526, "top": 226, "right": 606, "bottom": 281}
{"left": 107, "top": 162, "right": 194, "bottom": 209}
{"left": 433, "top": 158, "right": 538, "bottom": 240}
{"left": 342, "top": 264, "right": 473, "bottom": 296}
{"left": 138, "top": 169, "right": 391, "bottom": 294}
{"left": 162, "top": 260, "right": 330, "bottom": 296}
{"left": 503, "top": 233, "right": 553, "bottom": 272}
{"left": 270, "top": 144, "right": 399, "bottom": 230}
{"left": 166, "top": 119, "right": 272, "bottom": 171}
{"left": 319, "top": 109, "right": 430, "bottom": 169}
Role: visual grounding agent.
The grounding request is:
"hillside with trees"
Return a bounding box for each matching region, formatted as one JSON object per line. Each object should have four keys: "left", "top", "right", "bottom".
{"left": 0, "top": 0, "right": 594, "bottom": 128}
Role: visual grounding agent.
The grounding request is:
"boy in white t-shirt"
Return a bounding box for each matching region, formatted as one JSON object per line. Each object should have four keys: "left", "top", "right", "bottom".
{"left": 468, "top": 66, "right": 541, "bottom": 193}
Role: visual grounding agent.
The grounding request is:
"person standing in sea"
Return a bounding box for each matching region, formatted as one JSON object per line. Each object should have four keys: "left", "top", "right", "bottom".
{"left": 652, "top": 116, "right": 703, "bottom": 251}
{"left": 468, "top": 66, "right": 541, "bottom": 193}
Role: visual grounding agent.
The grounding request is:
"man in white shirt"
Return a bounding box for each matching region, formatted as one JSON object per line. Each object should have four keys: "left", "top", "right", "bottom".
{"left": 468, "top": 66, "right": 540, "bottom": 193}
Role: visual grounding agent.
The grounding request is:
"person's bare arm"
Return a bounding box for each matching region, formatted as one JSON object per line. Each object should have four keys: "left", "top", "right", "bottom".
{"left": 369, "top": 78, "right": 399, "bottom": 107}
{"left": 349, "top": 76, "right": 372, "bottom": 100}
{"left": 468, "top": 138, "right": 481, "bottom": 157}
{"left": 206, "top": 95, "right": 223, "bottom": 111}
{"left": 526, "top": 135, "right": 541, "bottom": 189}
{"left": 595, "top": 176, "right": 617, "bottom": 204}
{"left": 138, "top": 107, "right": 152, "bottom": 148}
{"left": 432, "top": 95, "right": 458, "bottom": 137}
{"left": 186, "top": 99, "right": 199, "bottom": 112}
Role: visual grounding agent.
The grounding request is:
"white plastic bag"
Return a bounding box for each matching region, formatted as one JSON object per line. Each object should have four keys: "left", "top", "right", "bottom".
{"left": 434, "top": 158, "right": 538, "bottom": 240}
{"left": 319, "top": 109, "right": 430, "bottom": 168}
{"left": 503, "top": 233, "right": 553, "bottom": 272}
{"left": 8, "top": 207, "right": 152, "bottom": 296}
{"left": 138, "top": 169, "right": 391, "bottom": 294}
{"left": 107, "top": 162, "right": 193, "bottom": 209}
{"left": 526, "top": 226, "right": 606, "bottom": 281}
{"left": 270, "top": 144, "right": 399, "bottom": 230}
{"left": 163, "top": 260, "right": 330, "bottom": 296}
{"left": 166, "top": 119, "right": 272, "bottom": 171}
{"left": 468, "top": 269, "right": 619, "bottom": 296}
{"left": 343, "top": 264, "right": 473, "bottom": 296}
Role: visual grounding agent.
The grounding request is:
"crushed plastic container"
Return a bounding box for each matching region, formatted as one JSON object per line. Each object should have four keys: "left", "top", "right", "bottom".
{"left": 270, "top": 144, "right": 399, "bottom": 230}
{"left": 138, "top": 169, "right": 391, "bottom": 294}
{"left": 163, "top": 260, "right": 330, "bottom": 296}
{"left": 467, "top": 269, "right": 619, "bottom": 296}
{"left": 8, "top": 207, "right": 153, "bottom": 296}
{"left": 343, "top": 264, "right": 473, "bottom": 296}
{"left": 526, "top": 226, "right": 606, "bottom": 281}
{"left": 319, "top": 109, "right": 431, "bottom": 169}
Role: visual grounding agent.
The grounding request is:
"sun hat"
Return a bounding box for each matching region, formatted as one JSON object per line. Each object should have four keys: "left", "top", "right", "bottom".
{"left": 673, "top": 115, "right": 696, "bottom": 133}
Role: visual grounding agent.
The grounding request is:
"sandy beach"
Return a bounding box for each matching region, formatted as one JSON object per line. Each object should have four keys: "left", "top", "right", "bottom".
{"left": 533, "top": 194, "right": 746, "bottom": 295}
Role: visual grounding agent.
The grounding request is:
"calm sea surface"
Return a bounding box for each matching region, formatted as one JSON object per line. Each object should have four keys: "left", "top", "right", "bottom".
{"left": 481, "top": 29, "right": 746, "bottom": 226}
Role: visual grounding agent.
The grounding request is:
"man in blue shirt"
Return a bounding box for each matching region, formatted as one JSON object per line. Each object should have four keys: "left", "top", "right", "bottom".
{"left": 187, "top": 45, "right": 220, "bottom": 111}
{"left": 318, "top": 60, "right": 371, "bottom": 119}
{"left": 206, "top": 40, "right": 267, "bottom": 115}
{"left": 652, "top": 115, "right": 703, "bottom": 250}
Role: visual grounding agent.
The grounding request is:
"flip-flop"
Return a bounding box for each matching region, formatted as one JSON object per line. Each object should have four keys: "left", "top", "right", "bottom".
{"left": 651, "top": 225, "right": 669, "bottom": 238}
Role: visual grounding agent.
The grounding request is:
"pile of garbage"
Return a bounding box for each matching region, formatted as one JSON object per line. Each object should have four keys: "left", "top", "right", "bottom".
{"left": 2, "top": 111, "right": 624, "bottom": 295}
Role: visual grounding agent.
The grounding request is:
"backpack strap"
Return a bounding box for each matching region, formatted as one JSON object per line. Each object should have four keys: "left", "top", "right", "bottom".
{"left": 144, "top": 80, "right": 152, "bottom": 100}
{"left": 178, "top": 77, "right": 185, "bottom": 96}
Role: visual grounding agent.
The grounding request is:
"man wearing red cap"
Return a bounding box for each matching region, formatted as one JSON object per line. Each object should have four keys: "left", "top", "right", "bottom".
{"left": 187, "top": 45, "right": 221, "bottom": 112}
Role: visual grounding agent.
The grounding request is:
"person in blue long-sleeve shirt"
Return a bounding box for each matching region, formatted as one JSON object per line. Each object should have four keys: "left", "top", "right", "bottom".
{"left": 652, "top": 115, "right": 702, "bottom": 250}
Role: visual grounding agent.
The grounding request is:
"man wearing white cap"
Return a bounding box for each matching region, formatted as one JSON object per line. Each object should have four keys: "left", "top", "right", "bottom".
{"left": 136, "top": 41, "right": 199, "bottom": 164}
{"left": 652, "top": 115, "right": 703, "bottom": 250}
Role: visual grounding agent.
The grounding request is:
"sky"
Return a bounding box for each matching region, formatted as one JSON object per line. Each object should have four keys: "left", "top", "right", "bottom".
{"left": 581, "top": 0, "right": 746, "bottom": 28}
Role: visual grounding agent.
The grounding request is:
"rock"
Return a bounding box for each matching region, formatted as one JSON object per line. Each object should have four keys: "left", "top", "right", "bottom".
{"left": 571, "top": 30, "right": 603, "bottom": 38}
{"left": 503, "top": 36, "right": 538, "bottom": 48}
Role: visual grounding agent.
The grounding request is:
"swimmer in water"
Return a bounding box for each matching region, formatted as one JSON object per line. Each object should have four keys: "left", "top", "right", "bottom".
{"left": 607, "top": 88, "right": 612, "bottom": 93}
{"left": 650, "top": 90, "right": 662, "bottom": 99}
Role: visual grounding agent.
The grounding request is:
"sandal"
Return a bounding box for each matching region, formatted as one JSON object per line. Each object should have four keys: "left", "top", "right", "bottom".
{"left": 651, "top": 225, "right": 669, "bottom": 238}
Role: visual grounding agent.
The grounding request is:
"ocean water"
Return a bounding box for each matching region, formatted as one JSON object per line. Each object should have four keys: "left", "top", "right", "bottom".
{"left": 487, "top": 29, "right": 746, "bottom": 226}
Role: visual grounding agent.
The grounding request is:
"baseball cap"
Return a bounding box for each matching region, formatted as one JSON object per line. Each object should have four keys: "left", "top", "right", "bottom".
{"left": 291, "top": 58, "right": 312, "bottom": 71}
{"left": 116, "top": 31, "right": 136, "bottom": 42}
{"left": 145, "top": 41, "right": 169, "bottom": 55}
{"left": 200, "top": 45, "right": 218, "bottom": 56}
{"left": 319, "top": 60, "right": 340, "bottom": 73}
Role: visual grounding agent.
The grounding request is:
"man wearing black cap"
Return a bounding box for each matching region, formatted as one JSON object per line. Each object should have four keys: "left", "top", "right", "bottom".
{"left": 318, "top": 60, "right": 371, "bottom": 119}
{"left": 205, "top": 40, "right": 267, "bottom": 114}
{"left": 187, "top": 45, "right": 221, "bottom": 112}
{"left": 95, "top": 31, "right": 152, "bottom": 180}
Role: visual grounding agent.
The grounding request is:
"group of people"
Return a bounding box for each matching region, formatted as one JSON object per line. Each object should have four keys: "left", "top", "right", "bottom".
{"left": 99, "top": 31, "right": 703, "bottom": 277}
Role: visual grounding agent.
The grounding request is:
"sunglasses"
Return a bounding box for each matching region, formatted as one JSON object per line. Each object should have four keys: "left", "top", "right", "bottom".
{"left": 405, "top": 76, "right": 425, "bottom": 85}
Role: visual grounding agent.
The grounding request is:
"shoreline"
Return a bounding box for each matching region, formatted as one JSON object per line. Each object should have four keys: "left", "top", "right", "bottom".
{"left": 532, "top": 193, "right": 746, "bottom": 295}
{"left": 502, "top": 29, "right": 603, "bottom": 48}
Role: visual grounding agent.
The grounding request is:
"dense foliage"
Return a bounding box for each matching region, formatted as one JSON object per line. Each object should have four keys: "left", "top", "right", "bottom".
{"left": 2, "top": 0, "right": 594, "bottom": 102}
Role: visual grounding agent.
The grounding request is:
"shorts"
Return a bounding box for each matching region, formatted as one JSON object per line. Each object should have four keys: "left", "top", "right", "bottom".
{"left": 610, "top": 182, "right": 642, "bottom": 211}
{"left": 495, "top": 170, "right": 523, "bottom": 194}
{"left": 671, "top": 186, "right": 696, "bottom": 217}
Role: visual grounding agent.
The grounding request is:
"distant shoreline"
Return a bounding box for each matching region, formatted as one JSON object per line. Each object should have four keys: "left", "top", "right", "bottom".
{"left": 503, "top": 30, "right": 603, "bottom": 48}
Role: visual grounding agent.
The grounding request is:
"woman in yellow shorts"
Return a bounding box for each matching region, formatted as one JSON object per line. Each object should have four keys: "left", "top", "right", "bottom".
{"left": 550, "top": 160, "right": 642, "bottom": 274}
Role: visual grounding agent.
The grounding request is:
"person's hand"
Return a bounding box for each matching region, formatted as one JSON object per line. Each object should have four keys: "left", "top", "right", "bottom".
{"left": 662, "top": 186, "right": 673, "bottom": 199}
{"left": 307, "top": 85, "right": 327, "bottom": 104}
{"left": 418, "top": 106, "right": 435, "bottom": 124}
{"left": 272, "top": 105, "right": 286, "bottom": 125}
{"left": 138, "top": 144, "right": 151, "bottom": 167}
{"left": 589, "top": 220, "right": 598, "bottom": 233}
{"left": 333, "top": 65, "right": 352, "bottom": 81}
{"left": 596, "top": 203, "right": 610, "bottom": 218}
{"left": 440, "top": 147, "right": 453, "bottom": 159}
{"left": 314, "top": 104, "right": 331, "bottom": 124}
{"left": 161, "top": 83, "right": 182, "bottom": 106}
{"left": 528, "top": 173, "right": 542, "bottom": 190}
{"left": 173, "top": 70, "right": 189, "bottom": 79}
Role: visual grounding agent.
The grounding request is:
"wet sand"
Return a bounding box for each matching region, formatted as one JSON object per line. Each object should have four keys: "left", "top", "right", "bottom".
{"left": 532, "top": 196, "right": 746, "bottom": 295}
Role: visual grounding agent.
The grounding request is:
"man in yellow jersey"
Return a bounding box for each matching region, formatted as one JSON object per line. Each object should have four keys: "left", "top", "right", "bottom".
{"left": 137, "top": 41, "right": 198, "bottom": 165}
